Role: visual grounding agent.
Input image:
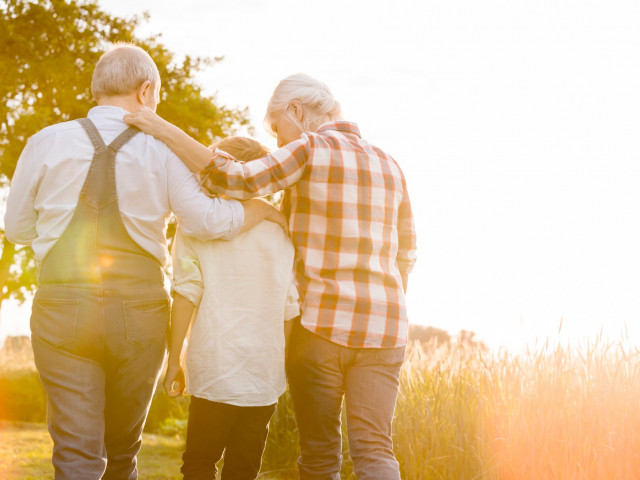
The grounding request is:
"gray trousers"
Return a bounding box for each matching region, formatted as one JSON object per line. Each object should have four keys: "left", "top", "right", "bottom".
{"left": 31, "top": 285, "right": 169, "bottom": 480}
{"left": 286, "top": 321, "right": 405, "bottom": 480}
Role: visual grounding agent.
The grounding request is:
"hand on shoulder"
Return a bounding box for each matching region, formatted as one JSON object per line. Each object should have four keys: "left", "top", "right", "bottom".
{"left": 123, "top": 106, "right": 168, "bottom": 138}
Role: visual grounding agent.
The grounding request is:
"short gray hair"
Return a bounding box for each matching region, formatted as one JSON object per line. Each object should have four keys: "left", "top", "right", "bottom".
{"left": 265, "top": 73, "right": 342, "bottom": 134}
{"left": 91, "top": 43, "right": 161, "bottom": 101}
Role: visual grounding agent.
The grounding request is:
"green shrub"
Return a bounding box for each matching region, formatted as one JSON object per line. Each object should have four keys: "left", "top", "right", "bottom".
{"left": 0, "top": 369, "right": 46, "bottom": 423}
{"left": 260, "top": 390, "right": 300, "bottom": 476}
{"left": 144, "top": 388, "right": 190, "bottom": 435}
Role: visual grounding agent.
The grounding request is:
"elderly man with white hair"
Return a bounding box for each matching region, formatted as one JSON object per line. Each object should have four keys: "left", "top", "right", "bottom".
{"left": 4, "top": 43, "right": 282, "bottom": 480}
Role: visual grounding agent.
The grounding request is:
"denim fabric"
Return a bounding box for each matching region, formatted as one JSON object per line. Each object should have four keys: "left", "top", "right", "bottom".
{"left": 286, "top": 321, "right": 405, "bottom": 480}
{"left": 30, "top": 118, "right": 168, "bottom": 480}
{"left": 181, "top": 396, "right": 276, "bottom": 480}
{"left": 31, "top": 285, "right": 169, "bottom": 480}
{"left": 38, "top": 121, "right": 163, "bottom": 290}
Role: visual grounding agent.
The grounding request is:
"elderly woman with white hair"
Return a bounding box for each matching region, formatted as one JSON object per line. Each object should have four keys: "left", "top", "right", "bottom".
{"left": 125, "top": 73, "right": 417, "bottom": 480}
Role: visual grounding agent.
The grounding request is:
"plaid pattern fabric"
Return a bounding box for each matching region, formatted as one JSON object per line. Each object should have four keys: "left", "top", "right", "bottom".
{"left": 201, "top": 122, "right": 417, "bottom": 348}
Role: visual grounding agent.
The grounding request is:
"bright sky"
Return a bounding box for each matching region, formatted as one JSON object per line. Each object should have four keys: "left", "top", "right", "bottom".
{"left": 2, "top": 0, "right": 640, "bottom": 352}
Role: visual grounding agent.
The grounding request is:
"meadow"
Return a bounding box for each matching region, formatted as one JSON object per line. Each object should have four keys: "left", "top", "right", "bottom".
{"left": 1, "top": 333, "right": 639, "bottom": 479}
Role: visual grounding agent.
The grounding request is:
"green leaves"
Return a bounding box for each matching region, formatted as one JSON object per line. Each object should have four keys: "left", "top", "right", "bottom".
{"left": 0, "top": 0, "right": 249, "bottom": 302}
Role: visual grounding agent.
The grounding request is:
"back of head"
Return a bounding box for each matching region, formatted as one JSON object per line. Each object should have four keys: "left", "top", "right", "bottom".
{"left": 214, "top": 136, "right": 270, "bottom": 162}
{"left": 91, "top": 43, "right": 161, "bottom": 101}
{"left": 266, "top": 73, "right": 342, "bottom": 133}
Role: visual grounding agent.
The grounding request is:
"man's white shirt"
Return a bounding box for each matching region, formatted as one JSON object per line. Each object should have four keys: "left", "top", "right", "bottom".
{"left": 4, "top": 106, "right": 244, "bottom": 266}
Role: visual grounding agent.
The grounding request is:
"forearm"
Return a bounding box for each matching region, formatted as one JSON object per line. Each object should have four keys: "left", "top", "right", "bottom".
{"left": 155, "top": 120, "right": 212, "bottom": 173}
{"left": 124, "top": 107, "right": 212, "bottom": 173}
{"left": 5, "top": 146, "right": 39, "bottom": 245}
{"left": 4, "top": 184, "right": 36, "bottom": 244}
{"left": 168, "top": 293, "right": 196, "bottom": 365}
{"left": 3, "top": 209, "right": 36, "bottom": 245}
{"left": 200, "top": 139, "right": 310, "bottom": 199}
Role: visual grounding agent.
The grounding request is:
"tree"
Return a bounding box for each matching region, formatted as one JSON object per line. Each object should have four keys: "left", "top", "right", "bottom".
{"left": 0, "top": 0, "right": 250, "bottom": 312}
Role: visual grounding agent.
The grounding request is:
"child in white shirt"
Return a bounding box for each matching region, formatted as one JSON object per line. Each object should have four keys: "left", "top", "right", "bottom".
{"left": 164, "top": 136, "right": 299, "bottom": 480}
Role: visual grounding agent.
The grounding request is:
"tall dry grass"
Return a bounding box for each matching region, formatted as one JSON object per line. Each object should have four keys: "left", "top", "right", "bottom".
{"left": 3, "top": 334, "right": 640, "bottom": 478}
{"left": 395, "top": 337, "right": 640, "bottom": 479}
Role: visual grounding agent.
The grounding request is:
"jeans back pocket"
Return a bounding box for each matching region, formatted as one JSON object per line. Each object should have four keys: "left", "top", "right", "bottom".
{"left": 123, "top": 299, "right": 169, "bottom": 348}
{"left": 31, "top": 298, "right": 80, "bottom": 347}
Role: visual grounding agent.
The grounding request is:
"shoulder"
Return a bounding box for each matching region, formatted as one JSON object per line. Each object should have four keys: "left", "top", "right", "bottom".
{"left": 122, "top": 131, "right": 184, "bottom": 173}
{"left": 246, "top": 220, "right": 294, "bottom": 251}
{"left": 148, "top": 136, "right": 190, "bottom": 169}
{"left": 28, "top": 119, "right": 85, "bottom": 146}
{"left": 128, "top": 130, "right": 174, "bottom": 156}
{"left": 309, "top": 122, "right": 365, "bottom": 152}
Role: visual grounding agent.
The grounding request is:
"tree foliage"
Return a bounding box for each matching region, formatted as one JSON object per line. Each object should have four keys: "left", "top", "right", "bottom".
{"left": 0, "top": 0, "right": 250, "bottom": 303}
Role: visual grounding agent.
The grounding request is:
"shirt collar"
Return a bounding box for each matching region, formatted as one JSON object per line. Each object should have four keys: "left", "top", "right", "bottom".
{"left": 316, "top": 121, "right": 361, "bottom": 137}
{"left": 87, "top": 105, "right": 131, "bottom": 121}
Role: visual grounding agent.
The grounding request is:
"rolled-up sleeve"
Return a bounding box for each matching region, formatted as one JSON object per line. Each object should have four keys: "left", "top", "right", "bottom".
{"left": 171, "top": 229, "right": 204, "bottom": 306}
{"left": 166, "top": 151, "right": 244, "bottom": 241}
{"left": 4, "top": 137, "right": 40, "bottom": 245}
{"left": 397, "top": 181, "right": 417, "bottom": 276}
{"left": 199, "top": 139, "right": 311, "bottom": 200}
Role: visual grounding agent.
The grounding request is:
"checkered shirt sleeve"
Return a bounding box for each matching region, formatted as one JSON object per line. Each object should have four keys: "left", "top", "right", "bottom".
{"left": 200, "top": 122, "right": 417, "bottom": 348}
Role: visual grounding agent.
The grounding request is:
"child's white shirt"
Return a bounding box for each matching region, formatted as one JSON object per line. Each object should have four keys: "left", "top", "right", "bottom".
{"left": 172, "top": 220, "right": 299, "bottom": 406}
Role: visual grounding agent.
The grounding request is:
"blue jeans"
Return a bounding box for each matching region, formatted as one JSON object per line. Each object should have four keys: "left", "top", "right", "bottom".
{"left": 30, "top": 285, "right": 169, "bottom": 480}
{"left": 286, "top": 321, "right": 405, "bottom": 480}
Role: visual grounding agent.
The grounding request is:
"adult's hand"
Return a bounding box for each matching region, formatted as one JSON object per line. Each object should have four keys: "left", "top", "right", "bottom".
{"left": 239, "top": 197, "right": 289, "bottom": 235}
{"left": 123, "top": 106, "right": 170, "bottom": 139}
{"left": 124, "top": 107, "right": 214, "bottom": 173}
{"left": 267, "top": 208, "right": 290, "bottom": 236}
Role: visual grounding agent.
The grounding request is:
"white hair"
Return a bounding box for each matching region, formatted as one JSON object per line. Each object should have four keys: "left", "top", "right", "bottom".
{"left": 265, "top": 73, "right": 342, "bottom": 134}
{"left": 91, "top": 43, "right": 161, "bottom": 101}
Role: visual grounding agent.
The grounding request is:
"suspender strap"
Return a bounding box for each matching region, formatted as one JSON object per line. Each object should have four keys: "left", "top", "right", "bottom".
{"left": 107, "top": 126, "right": 141, "bottom": 153}
{"left": 77, "top": 117, "right": 106, "bottom": 150}
{"left": 77, "top": 117, "right": 140, "bottom": 153}
{"left": 76, "top": 117, "right": 140, "bottom": 206}
{"left": 39, "top": 117, "right": 161, "bottom": 286}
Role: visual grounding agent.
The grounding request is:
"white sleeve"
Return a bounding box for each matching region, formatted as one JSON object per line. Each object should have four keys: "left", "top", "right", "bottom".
{"left": 171, "top": 228, "right": 205, "bottom": 306}
{"left": 284, "top": 270, "right": 300, "bottom": 321}
{"left": 166, "top": 150, "right": 244, "bottom": 241}
{"left": 4, "top": 137, "right": 41, "bottom": 245}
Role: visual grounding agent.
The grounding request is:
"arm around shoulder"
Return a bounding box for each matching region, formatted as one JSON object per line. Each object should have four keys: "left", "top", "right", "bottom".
{"left": 124, "top": 107, "right": 213, "bottom": 173}
{"left": 166, "top": 153, "right": 245, "bottom": 241}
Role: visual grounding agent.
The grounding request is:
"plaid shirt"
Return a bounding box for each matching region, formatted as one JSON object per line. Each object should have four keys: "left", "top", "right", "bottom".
{"left": 201, "top": 122, "right": 417, "bottom": 348}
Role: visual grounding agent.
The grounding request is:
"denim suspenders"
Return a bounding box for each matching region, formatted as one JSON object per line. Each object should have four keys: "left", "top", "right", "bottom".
{"left": 39, "top": 118, "right": 163, "bottom": 289}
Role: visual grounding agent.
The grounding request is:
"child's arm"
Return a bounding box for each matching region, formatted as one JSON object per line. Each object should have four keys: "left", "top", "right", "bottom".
{"left": 165, "top": 228, "right": 204, "bottom": 397}
{"left": 164, "top": 293, "right": 196, "bottom": 397}
{"left": 284, "top": 270, "right": 301, "bottom": 363}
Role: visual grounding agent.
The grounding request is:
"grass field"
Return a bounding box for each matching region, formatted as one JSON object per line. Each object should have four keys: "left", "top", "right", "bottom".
{"left": 0, "top": 421, "right": 183, "bottom": 480}
{"left": 2, "top": 336, "right": 640, "bottom": 479}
